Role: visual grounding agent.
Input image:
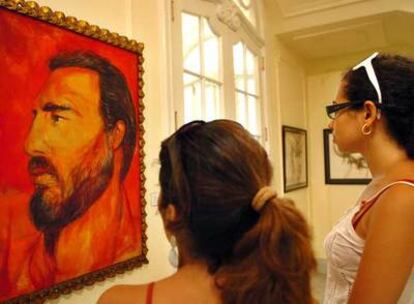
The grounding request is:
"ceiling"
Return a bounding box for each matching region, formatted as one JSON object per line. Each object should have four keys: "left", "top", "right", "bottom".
{"left": 270, "top": 0, "right": 414, "bottom": 68}
{"left": 275, "top": 0, "right": 366, "bottom": 18}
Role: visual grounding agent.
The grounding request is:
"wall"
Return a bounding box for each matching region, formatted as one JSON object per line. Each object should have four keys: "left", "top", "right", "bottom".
{"left": 262, "top": 0, "right": 283, "bottom": 195}
{"left": 306, "top": 69, "right": 367, "bottom": 258}
{"left": 262, "top": 0, "right": 310, "bottom": 221}
{"left": 277, "top": 50, "right": 310, "bottom": 219}
{"left": 266, "top": 48, "right": 370, "bottom": 259}
{"left": 33, "top": 0, "right": 175, "bottom": 303}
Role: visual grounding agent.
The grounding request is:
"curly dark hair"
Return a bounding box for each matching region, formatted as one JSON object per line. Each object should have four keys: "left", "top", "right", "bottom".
{"left": 343, "top": 53, "right": 414, "bottom": 158}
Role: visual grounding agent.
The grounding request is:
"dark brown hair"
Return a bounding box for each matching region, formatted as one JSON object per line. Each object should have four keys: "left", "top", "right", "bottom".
{"left": 49, "top": 51, "right": 137, "bottom": 180}
{"left": 159, "top": 120, "right": 316, "bottom": 304}
{"left": 343, "top": 53, "right": 414, "bottom": 158}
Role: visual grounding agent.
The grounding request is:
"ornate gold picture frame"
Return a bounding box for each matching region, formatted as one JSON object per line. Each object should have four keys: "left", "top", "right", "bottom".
{"left": 0, "top": 0, "right": 147, "bottom": 302}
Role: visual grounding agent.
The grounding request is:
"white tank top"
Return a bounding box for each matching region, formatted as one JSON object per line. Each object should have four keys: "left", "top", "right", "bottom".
{"left": 323, "top": 181, "right": 414, "bottom": 304}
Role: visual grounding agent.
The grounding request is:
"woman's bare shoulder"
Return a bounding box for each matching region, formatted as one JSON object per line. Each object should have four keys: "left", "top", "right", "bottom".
{"left": 378, "top": 182, "right": 414, "bottom": 206}
{"left": 370, "top": 182, "right": 414, "bottom": 224}
{"left": 97, "top": 284, "right": 147, "bottom": 304}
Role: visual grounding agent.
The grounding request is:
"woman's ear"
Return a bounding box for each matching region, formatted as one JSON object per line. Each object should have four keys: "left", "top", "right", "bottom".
{"left": 362, "top": 100, "right": 379, "bottom": 124}
{"left": 110, "top": 120, "right": 126, "bottom": 150}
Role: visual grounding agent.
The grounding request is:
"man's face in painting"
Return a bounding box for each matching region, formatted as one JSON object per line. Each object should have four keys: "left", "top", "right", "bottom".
{"left": 25, "top": 67, "right": 115, "bottom": 230}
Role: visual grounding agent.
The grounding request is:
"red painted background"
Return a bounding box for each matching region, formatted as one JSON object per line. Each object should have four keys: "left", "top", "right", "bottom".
{"left": 0, "top": 8, "right": 142, "bottom": 236}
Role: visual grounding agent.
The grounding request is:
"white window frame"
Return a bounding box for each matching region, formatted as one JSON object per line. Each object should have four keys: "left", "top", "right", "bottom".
{"left": 170, "top": 0, "right": 266, "bottom": 142}
{"left": 234, "top": 41, "right": 262, "bottom": 140}
{"left": 181, "top": 12, "right": 223, "bottom": 123}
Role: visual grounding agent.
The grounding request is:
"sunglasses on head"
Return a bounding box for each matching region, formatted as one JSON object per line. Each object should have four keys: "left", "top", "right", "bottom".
{"left": 353, "top": 52, "right": 382, "bottom": 105}
{"left": 326, "top": 52, "right": 383, "bottom": 120}
{"left": 176, "top": 120, "right": 206, "bottom": 133}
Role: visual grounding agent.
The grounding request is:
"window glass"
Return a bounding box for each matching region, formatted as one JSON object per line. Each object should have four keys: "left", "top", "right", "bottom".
{"left": 182, "top": 13, "right": 222, "bottom": 123}
{"left": 176, "top": 3, "right": 263, "bottom": 141}
{"left": 205, "top": 81, "right": 220, "bottom": 121}
{"left": 246, "top": 48, "right": 257, "bottom": 95}
{"left": 248, "top": 95, "right": 258, "bottom": 135}
{"left": 236, "top": 92, "right": 247, "bottom": 127}
{"left": 233, "top": 42, "right": 245, "bottom": 91}
{"left": 202, "top": 19, "right": 220, "bottom": 80}
{"left": 183, "top": 73, "right": 202, "bottom": 122}
{"left": 182, "top": 13, "right": 201, "bottom": 74}
{"left": 233, "top": 42, "right": 261, "bottom": 138}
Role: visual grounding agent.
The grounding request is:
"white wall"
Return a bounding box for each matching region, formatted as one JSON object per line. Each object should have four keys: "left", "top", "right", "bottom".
{"left": 34, "top": 0, "right": 175, "bottom": 303}
{"left": 277, "top": 52, "right": 310, "bottom": 219}
{"left": 262, "top": 1, "right": 311, "bottom": 221}
{"left": 267, "top": 47, "right": 371, "bottom": 259}
{"left": 262, "top": 0, "right": 284, "bottom": 194}
{"left": 306, "top": 69, "right": 367, "bottom": 258}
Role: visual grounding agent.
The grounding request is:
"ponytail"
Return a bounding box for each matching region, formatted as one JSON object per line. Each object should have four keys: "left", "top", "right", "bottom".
{"left": 215, "top": 197, "right": 316, "bottom": 304}
{"left": 159, "top": 120, "right": 316, "bottom": 303}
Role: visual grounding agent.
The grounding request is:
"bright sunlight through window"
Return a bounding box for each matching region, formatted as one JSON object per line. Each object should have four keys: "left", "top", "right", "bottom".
{"left": 182, "top": 13, "right": 222, "bottom": 123}
{"left": 233, "top": 41, "right": 261, "bottom": 140}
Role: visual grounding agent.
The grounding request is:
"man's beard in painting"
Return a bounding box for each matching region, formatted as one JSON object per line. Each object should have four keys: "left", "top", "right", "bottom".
{"left": 28, "top": 136, "right": 114, "bottom": 255}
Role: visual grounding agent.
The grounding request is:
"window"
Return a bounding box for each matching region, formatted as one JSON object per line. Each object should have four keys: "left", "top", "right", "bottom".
{"left": 182, "top": 13, "right": 221, "bottom": 123}
{"left": 171, "top": 0, "right": 265, "bottom": 141}
{"left": 233, "top": 41, "right": 261, "bottom": 139}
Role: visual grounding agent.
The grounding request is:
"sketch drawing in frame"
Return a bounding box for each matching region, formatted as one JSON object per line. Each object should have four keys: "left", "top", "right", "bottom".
{"left": 0, "top": 1, "right": 147, "bottom": 303}
{"left": 323, "top": 129, "right": 371, "bottom": 184}
{"left": 282, "top": 126, "right": 308, "bottom": 192}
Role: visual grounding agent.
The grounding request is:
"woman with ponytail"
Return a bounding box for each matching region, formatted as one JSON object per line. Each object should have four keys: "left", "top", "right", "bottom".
{"left": 99, "top": 119, "right": 316, "bottom": 304}
{"left": 324, "top": 53, "right": 414, "bottom": 303}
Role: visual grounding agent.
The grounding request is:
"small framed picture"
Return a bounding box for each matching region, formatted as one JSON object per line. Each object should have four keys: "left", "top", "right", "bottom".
{"left": 323, "top": 129, "right": 371, "bottom": 184}
{"left": 282, "top": 126, "right": 308, "bottom": 192}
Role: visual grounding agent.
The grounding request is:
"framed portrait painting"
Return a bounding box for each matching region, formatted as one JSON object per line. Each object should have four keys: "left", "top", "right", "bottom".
{"left": 282, "top": 126, "right": 308, "bottom": 192}
{"left": 0, "top": 0, "right": 147, "bottom": 303}
{"left": 323, "top": 129, "right": 371, "bottom": 184}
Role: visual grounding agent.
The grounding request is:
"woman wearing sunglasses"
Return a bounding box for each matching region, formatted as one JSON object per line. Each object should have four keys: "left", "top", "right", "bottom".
{"left": 324, "top": 53, "right": 414, "bottom": 303}
{"left": 99, "top": 119, "right": 316, "bottom": 304}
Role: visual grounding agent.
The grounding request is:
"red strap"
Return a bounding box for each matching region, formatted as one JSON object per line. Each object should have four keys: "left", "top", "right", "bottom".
{"left": 353, "top": 200, "right": 375, "bottom": 228}
{"left": 145, "top": 282, "right": 155, "bottom": 304}
{"left": 353, "top": 179, "right": 414, "bottom": 229}
{"left": 399, "top": 178, "right": 414, "bottom": 183}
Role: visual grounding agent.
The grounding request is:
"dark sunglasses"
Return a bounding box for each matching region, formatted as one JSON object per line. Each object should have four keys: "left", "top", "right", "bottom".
{"left": 326, "top": 100, "right": 408, "bottom": 120}
{"left": 326, "top": 100, "right": 365, "bottom": 119}
{"left": 175, "top": 120, "right": 206, "bottom": 138}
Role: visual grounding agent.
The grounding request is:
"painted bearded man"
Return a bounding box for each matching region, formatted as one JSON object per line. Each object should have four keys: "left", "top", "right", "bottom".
{"left": 0, "top": 52, "right": 141, "bottom": 300}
